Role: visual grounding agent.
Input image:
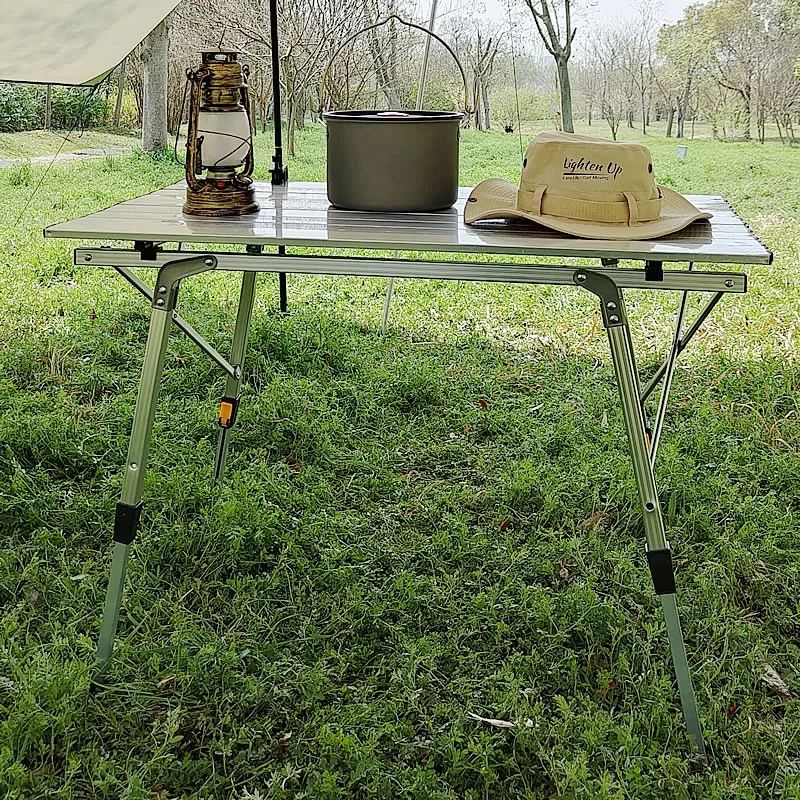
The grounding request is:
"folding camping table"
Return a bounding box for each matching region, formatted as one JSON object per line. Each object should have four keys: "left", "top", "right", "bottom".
{"left": 45, "top": 181, "right": 772, "bottom": 757}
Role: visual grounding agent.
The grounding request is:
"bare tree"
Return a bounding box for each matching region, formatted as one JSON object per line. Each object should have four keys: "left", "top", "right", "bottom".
{"left": 113, "top": 60, "right": 126, "bottom": 128}
{"left": 589, "top": 27, "right": 630, "bottom": 139}
{"left": 449, "top": 16, "right": 503, "bottom": 128}
{"left": 362, "top": 0, "right": 402, "bottom": 108}
{"left": 619, "top": 2, "right": 658, "bottom": 134}
{"left": 521, "top": 0, "right": 576, "bottom": 132}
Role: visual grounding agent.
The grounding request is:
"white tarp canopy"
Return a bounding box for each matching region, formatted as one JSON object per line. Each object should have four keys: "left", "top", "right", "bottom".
{"left": 0, "top": 0, "right": 181, "bottom": 85}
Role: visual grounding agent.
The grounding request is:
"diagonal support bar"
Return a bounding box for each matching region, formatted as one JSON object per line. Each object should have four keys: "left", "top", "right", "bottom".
{"left": 113, "top": 266, "right": 236, "bottom": 378}
{"left": 649, "top": 279, "right": 692, "bottom": 464}
{"left": 642, "top": 292, "right": 725, "bottom": 404}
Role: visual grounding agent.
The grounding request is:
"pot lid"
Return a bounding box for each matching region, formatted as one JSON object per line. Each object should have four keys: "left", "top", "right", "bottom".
{"left": 323, "top": 109, "right": 463, "bottom": 122}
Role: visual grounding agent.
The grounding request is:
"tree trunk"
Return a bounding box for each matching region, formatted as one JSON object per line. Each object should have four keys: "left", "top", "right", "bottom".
{"left": 776, "top": 116, "right": 785, "bottom": 145}
{"left": 141, "top": 19, "right": 169, "bottom": 153}
{"left": 749, "top": 72, "right": 759, "bottom": 142}
{"left": 556, "top": 57, "right": 574, "bottom": 133}
{"left": 113, "top": 59, "right": 126, "bottom": 128}
{"left": 389, "top": 0, "right": 397, "bottom": 92}
{"left": 481, "top": 76, "right": 491, "bottom": 130}
{"left": 677, "top": 74, "right": 692, "bottom": 139}
{"left": 640, "top": 65, "right": 647, "bottom": 135}
{"left": 665, "top": 105, "right": 674, "bottom": 137}
{"left": 640, "top": 91, "right": 647, "bottom": 135}
{"left": 44, "top": 84, "right": 52, "bottom": 130}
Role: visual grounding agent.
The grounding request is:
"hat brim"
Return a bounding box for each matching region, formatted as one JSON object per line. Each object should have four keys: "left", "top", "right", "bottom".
{"left": 464, "top": 177, "right": 712, "bottom": 241}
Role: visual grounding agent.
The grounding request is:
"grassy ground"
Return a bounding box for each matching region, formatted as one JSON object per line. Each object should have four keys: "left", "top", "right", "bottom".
{"left": 0, "top": 126, "right": 799, "bottom": 799}
{"left": 0, "top": 129, "right": 138, "bottom": 161}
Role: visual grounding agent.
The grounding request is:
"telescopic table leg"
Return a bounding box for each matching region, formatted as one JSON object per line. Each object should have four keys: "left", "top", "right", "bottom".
{"left": 95, "top": 305, "right": 173, "bottom": 668}
{"left": 94, "top": 255, "right": 217, "bottom": 671}
{"left": 214, "top": 270, "right": 258, "bottom": 483}
{"left": 574, "top": 269, "right": 706, "bottom": 759}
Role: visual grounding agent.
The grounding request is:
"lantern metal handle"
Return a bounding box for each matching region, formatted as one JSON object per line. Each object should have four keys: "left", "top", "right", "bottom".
{"left": 184, "top": 66, "right": 209, "bottom": 194}
{"left": 234, "top": 64, "right": 256, "bottom": 190}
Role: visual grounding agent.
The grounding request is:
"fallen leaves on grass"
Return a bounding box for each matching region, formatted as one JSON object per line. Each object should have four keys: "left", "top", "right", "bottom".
{"left": 466, "top": 712, "right": 515, "bottom": 729}
{"left": 595, "top": 681, "right": 616, "bottom": 697}
{"left": 761, "top": 664, "right": 792, "bottom": 701}
{"left": 725, "top": 700, "right": 740, "bottom": 719}
{"left": 578, "top": 510, "right": 610, "bottom": 531}
{"left": 556, "top": 561, "right": 577, "bottom": 580}
{"left": 281, "top": 455, "right": 301, "bottom": 472}
{"left": 156, "top": 674, "right": 177, "bottom": 690}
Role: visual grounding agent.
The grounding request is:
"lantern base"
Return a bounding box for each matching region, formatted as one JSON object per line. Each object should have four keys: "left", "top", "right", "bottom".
{"left": 183, "top": 183, "right": 260, "bottom": 217}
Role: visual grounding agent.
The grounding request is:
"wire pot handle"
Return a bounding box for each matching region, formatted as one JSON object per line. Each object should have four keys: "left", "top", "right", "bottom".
{"left": 320, "top": 14, "right": 472, "bottom": 116}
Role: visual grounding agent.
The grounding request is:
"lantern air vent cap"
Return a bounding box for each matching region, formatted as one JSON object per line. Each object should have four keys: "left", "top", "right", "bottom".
{"left": 202, "top": 51, "right": 239, "bottom": 64}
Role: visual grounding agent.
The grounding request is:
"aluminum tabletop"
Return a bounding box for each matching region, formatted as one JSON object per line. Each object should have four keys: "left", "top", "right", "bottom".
{"left": 45, "top": 181, "right": 773, "bottom": 266}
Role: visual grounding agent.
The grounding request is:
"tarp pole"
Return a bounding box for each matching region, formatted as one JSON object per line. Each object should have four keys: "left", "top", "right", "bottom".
{"left": 269, "top": 0, "right": 286, "bottom": 185}
{"left": 416, "top": 0, "right": 438, "bottom": 110}
{"left": 268, "top": 0, "right": 288, "bottom": 311}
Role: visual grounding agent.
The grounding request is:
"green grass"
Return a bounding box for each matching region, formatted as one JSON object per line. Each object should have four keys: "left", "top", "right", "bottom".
{"left": 0, "top": 126, "right": 799, "bottom": 799}
{"left": 0, "top": 129, "right": 138, "bottom": 161}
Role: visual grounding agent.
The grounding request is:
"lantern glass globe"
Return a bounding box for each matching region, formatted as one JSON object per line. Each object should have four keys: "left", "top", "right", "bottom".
{"left": 198, "top": 109, "right": 251, "bottom": 169}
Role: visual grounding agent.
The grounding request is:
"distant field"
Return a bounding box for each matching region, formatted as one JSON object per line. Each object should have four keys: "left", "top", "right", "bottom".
{"left": 513, "top": 119, "right": 793, "bottom": 144}
{"left": 1, "top": 118, "right": 791, "bottom": 162}
{"left": 0, "top": 127, "right": 799, "bottom": 799}
{"left": 0, "top": 129, "right": 138, "bottom": 160}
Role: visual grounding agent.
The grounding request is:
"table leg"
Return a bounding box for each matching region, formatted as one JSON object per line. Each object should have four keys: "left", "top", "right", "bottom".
{"left": 574, "top": 269, "right": 706, "bottom": 758}
{"left": 95, "top": 255, "right": 217, "bottom": 671}
{"left": 95, "top": 305, "right": 173, "bottom": 668}
{"left": 214, "top": 270, "right": 258, "bottom": 483}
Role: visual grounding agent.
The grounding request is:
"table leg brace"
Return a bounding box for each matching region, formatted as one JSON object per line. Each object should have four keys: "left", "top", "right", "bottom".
{"left": 95, "top": 255, "right": 217, "bottom": 669}
{"left": 574, "top": 269, "right": 706, "bottom": 758}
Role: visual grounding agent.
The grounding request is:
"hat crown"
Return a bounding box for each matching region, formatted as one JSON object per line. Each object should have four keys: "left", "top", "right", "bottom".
{"left": 520, "top": 132, "right": 658, "bottom": 201}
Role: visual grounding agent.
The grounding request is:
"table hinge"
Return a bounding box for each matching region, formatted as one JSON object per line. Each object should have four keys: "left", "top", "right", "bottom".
{"left": 134, "top": 241, "right": 163, "bottom": 261}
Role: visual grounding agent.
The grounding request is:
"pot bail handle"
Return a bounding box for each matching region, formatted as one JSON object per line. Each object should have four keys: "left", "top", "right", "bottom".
{"left": 320, "top": 14, "right": 472, "bottom": 117}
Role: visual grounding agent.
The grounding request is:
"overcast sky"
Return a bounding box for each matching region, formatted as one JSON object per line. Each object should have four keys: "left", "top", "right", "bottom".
{"left": 487, "top": 0, "right": 697, "bottom": 24}
{"left": 422, "top": 0, "right": 700, "bottom": 30}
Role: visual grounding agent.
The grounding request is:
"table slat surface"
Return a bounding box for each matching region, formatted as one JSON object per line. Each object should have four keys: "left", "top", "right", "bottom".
{"left": 45, "top": 181, "right": 772, "bottom": 265}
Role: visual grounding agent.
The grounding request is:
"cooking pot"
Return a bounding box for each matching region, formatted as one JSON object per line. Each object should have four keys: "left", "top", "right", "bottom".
{"left": 324, "top": 109, "right": 463, "bottom": 212}
{"left": 320, "top": 15, "right": 470, "bottom": 213}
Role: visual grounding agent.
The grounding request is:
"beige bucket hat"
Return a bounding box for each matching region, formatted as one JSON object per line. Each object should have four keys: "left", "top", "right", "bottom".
{"left": 465, "top": 131, "right": 711, "bottom": 240}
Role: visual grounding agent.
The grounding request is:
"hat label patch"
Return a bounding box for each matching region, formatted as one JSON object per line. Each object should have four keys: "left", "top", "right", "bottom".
{"left": 563, "top": 157, "right": 623, "bottom": 181}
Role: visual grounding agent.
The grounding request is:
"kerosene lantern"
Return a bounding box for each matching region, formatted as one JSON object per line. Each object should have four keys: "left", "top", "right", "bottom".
{"left": 183, "top": 51, "right": 259, "bottom": 216}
